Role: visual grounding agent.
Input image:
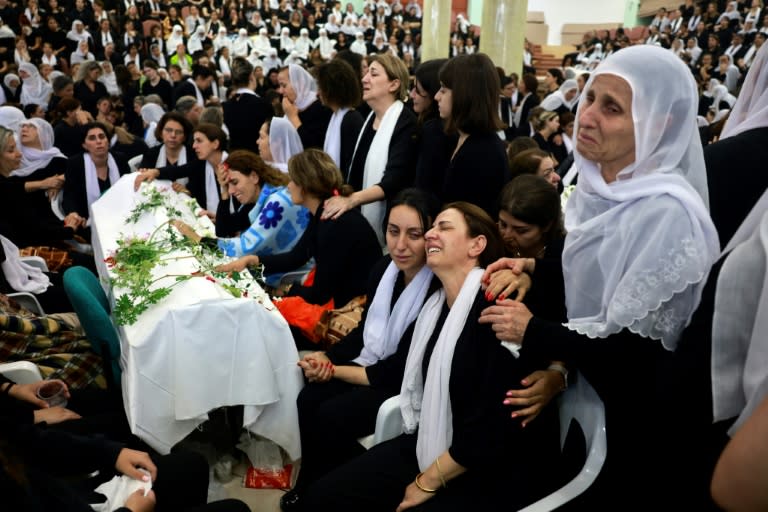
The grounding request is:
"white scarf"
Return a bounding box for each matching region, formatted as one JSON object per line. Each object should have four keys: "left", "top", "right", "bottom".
{"left": 354, "top": 263, "right": 432, "bottom": 366}
{"left": 323, "top": 107, "right": 350, "bottom": 168}
{"left": 0, "top": 235, "right": 50, "bottom": 294}
{"left": 188, "top": 78, "right": 205, "bottom": 107}
{"left": 350, "top": 100, "right": 404, "bottom": 246}
{"left": 84, "top": 152, "right": 120, "bottom": 210}
{"left": 400, "top": 267, "right": 484, "bottom": 470}
{"left": 155, "top": 145, "right": 187, "bottom": 168}
{"left": 712, "top": 191, "right": 768, "bottom": 435}
{"left": 204, "top": 151, "right": 226, "bottom": 212}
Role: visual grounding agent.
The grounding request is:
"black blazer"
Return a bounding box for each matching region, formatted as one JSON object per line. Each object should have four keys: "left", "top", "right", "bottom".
{"left": 296, "top": 99, "right": 333, "bottom": 150}
{"left": 172, "top": 80, "right": 208, "bottom": 106}
{"left": 222, "top": 91, "right": 273, "bottom": 154}
{"left": 63, "top": 152, "right": 130, "bottom": 218}
{"left": 139, "top": 144, "right": 198, "bottom": 169}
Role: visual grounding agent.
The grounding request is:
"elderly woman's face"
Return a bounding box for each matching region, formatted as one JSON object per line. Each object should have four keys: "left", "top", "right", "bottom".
{"left": 577, "top": 74, "right": 636, "bottom": 180}
{"left": 20, "top": 123, "right": 41, "bottom": 146}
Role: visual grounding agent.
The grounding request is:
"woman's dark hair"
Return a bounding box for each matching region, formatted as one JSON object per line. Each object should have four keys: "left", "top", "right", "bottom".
{"left": 288, "top": 148, "right": 353, "bottom": 201}
{"left": 114, "top": 64, "right": 133, "bottom": 92}
{"left": 509, "top": 148, "right": 550, "bottom": 180}
{"left": 316, "top": 59, "right": 361, "bottom": 109}
{"left": 547, "top": 68, "right": 564, "bottom": 85}
{"left": 442, "top": 201, "right": 505, "bottom": 268}
{"left": 81, "top": 121, "right": 109, "bottom": 143}
{"left": 413, "top": 58, "right": 448, "bottom": 124}
{"left": 22, "top": 103, "right": 40, "bottom": 118}
{"left": 52, "top": 74, "right": 73, "bottom": 93}
{"left": 334, "top": 49, "right": 364, "bottom": 79}
{"left": 225, "top": 149, "right": 289, "bottom": 187}
{"left": 498, "top": 175, "right": 565, "bottom": 243}
{"left": 383, "top": 187, "right": 441, "bottom": 238}
{"left": 559, "top": 111, "right": 575, "bottom": 128}
{"left": 194, "top": 122, "right": 228, "bottom": 152}
{"left": 438, "top": 54, "right": 503, "bottom": 136}
{"left": 155, "top": 111, "right": 193, "bottom": 142}
{"left": 521, "top": 73, "right": 538, "bottom": 96}
{"left": 506, "top": 136, "right": 538, "bottom": 169}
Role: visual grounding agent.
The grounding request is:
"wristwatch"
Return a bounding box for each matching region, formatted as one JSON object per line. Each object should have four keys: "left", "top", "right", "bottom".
{"left": 547, "top": 363, "right": 569, "bottom": 390}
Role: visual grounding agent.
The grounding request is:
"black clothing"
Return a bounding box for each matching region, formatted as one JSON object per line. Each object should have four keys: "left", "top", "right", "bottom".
{"left": 347, "top": 106, "right": 417, "bottom": 200}
{"left": 259, "top": 203, "right": 381, "bottom": 307}
{"left": 54, "top": 121, "right": 85, "bottom": 158}
{"left": 335, "top": 109, "right": 365, "bottom": 176}
{"left": 214, "top": 198, "right": 252, "bottom": 238}
{"left": 73, "top": 80, "right": 109, "bottom": 118}
{"left": 440, "top": 132, "right": 509, "bottom": 218}
{"left": 141, "top": 78, "right": 174, "bottom": 109}
{"left": 139, "top": 144, "right": 198, "bottom": 169}
{"left": 172, "top": 80, "right": 208, "bottom": 107}
{"left": 414, "top": 117, "right": 455, "bottom": 200}
{"left": 296, "top": 99, "right": 332, "bottom": 150}
{"left": 63, "top": 152, "right": 130, "bottom": 218}
{"left": 222, "top": 91, "right": 273, "bottom": 154}
{"left": 704, "top": 126, "right": 768, "bottom": 248}
{"left": 302, "top": 290, "right": 559, "bottom": 511}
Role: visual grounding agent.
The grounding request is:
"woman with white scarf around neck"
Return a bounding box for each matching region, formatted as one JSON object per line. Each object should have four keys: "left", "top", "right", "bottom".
{"left": 281, "top": 189, "right": 440, "bottom": 511}
{"left": 63, "top": 122, "right": 130, "bottom": 227}
{"left": 300, "top": 201, "right": 558, "bottom": 511}
{"left": 479, "top": 45, "right": 720, "bottom": 507}
{"left": 322, "top": 53, "right": 416, "bottom": 246}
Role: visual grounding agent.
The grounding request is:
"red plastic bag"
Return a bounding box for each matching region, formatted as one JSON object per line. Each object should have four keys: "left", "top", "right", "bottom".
{"left": 274, "top": 296, "right": 333, "bottom": 343}
{"left": 243, "top": 464, "right": 293, "bottom": 489}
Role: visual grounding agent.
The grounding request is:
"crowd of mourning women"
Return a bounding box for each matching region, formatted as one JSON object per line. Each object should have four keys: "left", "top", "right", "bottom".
{"left": 1, "top": 0, "right": 768, "bottom": 511}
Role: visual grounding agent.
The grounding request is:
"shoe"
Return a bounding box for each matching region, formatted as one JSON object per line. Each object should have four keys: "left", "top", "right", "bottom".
{"left": 280, "top": 489, "right": 301, "bottom": 511}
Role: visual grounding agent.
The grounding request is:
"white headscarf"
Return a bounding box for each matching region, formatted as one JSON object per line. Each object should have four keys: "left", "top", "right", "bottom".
{"left": 562, "top": 45, "right": 720, "bottom": 350}
{"left": 66, "top": 20, "right": 91, "bottom": 42}
{"left": 187, "top": 25, "right": 206, "bottom": 54}
{"left": 253, "top": 27, "right": 272, "bottom": 56}
{"left": 13, "top": 118, "right": 65, "bottom": 178}
{"left": 262, "top": 48, "right": 282, "bottom": 70}
{"left": 266, "top": 116, "right": 303, "bottom": 172}
{"left": 166, "top": 25, "right": 185, "bottom": 55}
{"left": 99, "top": 61, "right": 120, "bottom": 96}
{"left": 540, "top": 78, "right": 579, "bottom": 112}
{"left": 293, "top": 28, "right": 311, "bottom": 58}
{"left": 232, "top": 28, "right": 251, "bottom": 57}
{"left": 19, "top": 63, "right": 52, "bottom": 109}
{"left": 279, "top": 27, "right": 294, "bottom": 52}
{"left": 350, "top": 31, "right": 367, "bottom": 55}
{"left": 213, "top": 27, "right": 231, "bottom": 53}
{"left": 720, "top": 43, "right": 768, "bottom": 139}
{"left": 315, "top": 28, "right": 336, "bottom": 60}
{"left": 287, "top": 63, "right": 317, "bottom": 110}
{"left": 141, "top": 103, "right": 165, "bottom": 148}
{"left": 0, "top": 106, "right": 26, "bottom": 135}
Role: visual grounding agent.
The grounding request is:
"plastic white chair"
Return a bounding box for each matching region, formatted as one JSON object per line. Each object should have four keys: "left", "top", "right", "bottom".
{"left": 518, "top": 372, "right": 607, "bottom": 512}
{"left": 8, "top": 292, "right": 45, "bottom": 315}
{"left": 128, "top": 154, "right": 143, "bottom": 173}
{"left": 358, "top": 394, "right": 402, "bottom": 450}
{"left": 0, "top": 360, "right": 43, "bottom": 384}
{"left": 20, "top": 256, "right": 49, "bottom": 272}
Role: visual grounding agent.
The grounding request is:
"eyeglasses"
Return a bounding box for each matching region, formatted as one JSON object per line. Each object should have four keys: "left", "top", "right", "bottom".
{"left": 163, "top": 127, "right": 185, "bottom": 136}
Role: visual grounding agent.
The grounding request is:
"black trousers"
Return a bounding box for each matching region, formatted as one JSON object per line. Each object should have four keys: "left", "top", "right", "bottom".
{"left": 294, "top": 378, "right": 393, "bottom": 490}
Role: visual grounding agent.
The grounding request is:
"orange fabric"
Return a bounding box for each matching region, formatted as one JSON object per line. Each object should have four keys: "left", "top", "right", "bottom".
{"left": 303, "top": 267, "right": 316, "bottom": 287}
{"left": 274, "top": 296, "right": 333, "bottom": 343}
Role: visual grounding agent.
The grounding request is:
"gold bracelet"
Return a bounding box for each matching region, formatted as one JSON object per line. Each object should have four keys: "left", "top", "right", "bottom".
{"left": 414, "top": 472, "right": 438, "bottom": 493}
{"left": 434, "top": 456, "right": 447, "bottom": 488}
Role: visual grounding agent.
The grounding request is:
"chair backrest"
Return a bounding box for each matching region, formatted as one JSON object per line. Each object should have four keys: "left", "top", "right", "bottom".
{"left": 0, "top": 361, "right": 43, "bottom": 384}
{"left": 62, "top": 266, "right": 122, "bottom": 389}
{"left": 518, "top": 372, "right": 607, "bottom": 512}
{"left": 358, "top": 394, "right": 402, "bottom": 449}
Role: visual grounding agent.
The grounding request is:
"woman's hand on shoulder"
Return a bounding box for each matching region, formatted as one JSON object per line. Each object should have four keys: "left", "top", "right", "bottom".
{"left": 484, "top": 268, "right": 532, "bottom": 302}
{"left": 321, "top": 195, "right": 355, "bottom": 220}
{"left": 503, "top": 366, "right": 567, "bottom": 427}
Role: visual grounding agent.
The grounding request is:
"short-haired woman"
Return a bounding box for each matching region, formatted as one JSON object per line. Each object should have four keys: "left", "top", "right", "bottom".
{"left": 322, "top": 53, "right": 417, "bottom": 246}
{"left": 434, "top": 53, "right": 509, "bottom": 218}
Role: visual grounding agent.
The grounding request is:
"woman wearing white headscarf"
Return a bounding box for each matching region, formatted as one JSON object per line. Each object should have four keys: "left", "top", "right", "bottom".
{"left": 232, "top": 28, "right": 251, "bottom": 58}
{"left": 279, "top": 63, "right": 332, "bottom": 149}
{"left": 65, "top": 20, "right": 92, "bottom": 46}
{"left": 479, "top": 45, "right": 720, "bottom": 506}
{"left": 15, "top": 118, "right": 66, "bottom": 179}
{"left": 314, "top": 28, "right": 336, "bottom": 61}
{"left": 253, "top": 27, "right": 272, "bottom": 56}
{"left": 539, "top": 78, "right": 579, "bottom": 114}
{"left": 18, "top": 63, "right": 52, "bottom": 112}
{"left": 3, "top": 74, "right": 20, "bottom": 103}
{"left": 141, "top": 103, "right": 166, "bottom": 148}
{"left": 187, "top": 25, "right": 206, "bottom": 54}
{"left": 325, "top": 14, "right": 341, "bottom": 35}
{"left": 98, "top": 61, "right": 120, "bottom": 96}
{"left": 340, "top": 16, "right": 358, "bottom": 36}
{"left": 256, "top": 116, "right": 303, "bottom": 173}
{"left": 350, "top": 31, "right": 367, "bottom": 56}
{"left": 0, "top": 106, "right": 26, "bottom": 136}
{"left": 262, "top": 48, "right": 282, "bottom": 70}
{"left": 278, "top": 26, "right": 294, "bottom": 58}
{"left": 213, "top": 26, "right": 231, "bottom": 53}
{"left": 293, "top": 28, "right": 311, "bottom": 60}
{"left": 165, "top": 25, "right": 185, "bottom": 56}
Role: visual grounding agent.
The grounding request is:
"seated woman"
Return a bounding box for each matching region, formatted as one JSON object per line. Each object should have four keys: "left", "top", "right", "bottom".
{"left": 478, "top": 46, "right": 721, "bottom": 507}
{"left": 278, "top": 64, "right": 333, "bottom": 150}
{"left": 135, "top": 122, "right": 228, "bottom": 218}
{"left": 216, "top": 149, "right": 382, "bottom": 346}
{"left": 508, "top": 148, "right": 561, "bottom": 189}
{"left": 322, "top": 53, "right": 417, "bottom": 245}
{"left": 433, "top": 53, "right": 509, "bottom": 219}
{"left": 62, "top": 122, "right": 130, "bottom": 227}
{"left": 172, "top": 150, "right": 309, "bottom": 287}
{"left": 300, "top": 202, "right": 559, "bottom": 511}
{"left": 280, "top": 188, "right": 440, "bottom": 511}
{"left": 138, "top": 111, "right": 196, "bottom": 170}
{"left": 257, "top": 116, "right": 304, "bottom": 174}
